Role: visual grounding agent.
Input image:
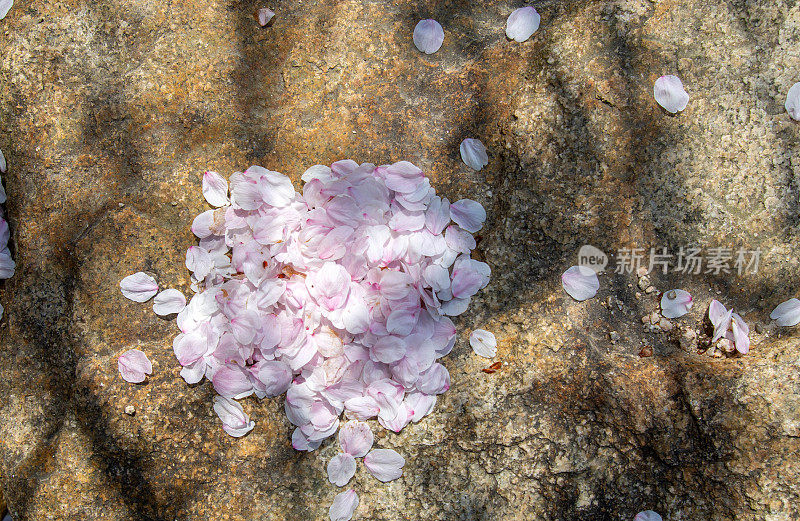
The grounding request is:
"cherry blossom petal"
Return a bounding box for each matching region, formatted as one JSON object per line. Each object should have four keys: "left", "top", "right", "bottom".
{"left": 202, "top": 171, "right": 229, "bottom": 207}
{"left": 469, "top": 329, "right": 497, "bottom": 358}
{"left": 660, "top": 289, "right": 693, "bottom": 319}
{"left": 327, "top": 453, "right": 356, "bottom": 486}
{"left": 257, "top": 7, "right": 275, "bottom": 26}
{"left": 364, "top": 448, "right": 405, "bottom": 482}
{"left": 561, "top": 266, "right": 599, "bottom": 301}
{"left": 709, "top": 300, "right": 733, "bottom": 342}
{"left": 786, "top": 82, "right": 800, "bottom": 121}
{"left": 0, "top": 0, "right": 12, "bottom": 20}
{"left": 413, "top": 19, "right": 444, "bottom": 55}
{"left": 213, "top": 365, "right": 254, "bottom": 398}
{"left": 506, "top": 6, "right": 540, "bottom": 43}
{"left": 153, "top": 288, "right": 187, "bottom": 316}
{"left": 339, "top": 420, "right": 374, "bottom": 457}
{"left": 252, "top": 360, "right": 292, "bottom": 396}
{"left": 459, "top": 138, "right": 489, "bottom": 171}
{"left": 731, "top": 313, "right": 750, "bottom": 354}
{"left": 450, "top": 199, "right": 486, "bottom": 234}
{"left": 120, "top": 272, "right": 158, "bottom": 302}
{"left": 213, "top": 396, "right": 255, "bottom": 437}
{"left": 329, "top": 489, "right": 359, "bottom": 521}
{"left": 770, "top": 298, "right": 800, "bottom": 327}
{"left": 654, "top": 75, "right": 689, "bottom": 113}
{"left": 118, "top": 349, "right": 152, "bottom": 383}
{"left": 634, "top": 511, "right": 662, "bottom": 521}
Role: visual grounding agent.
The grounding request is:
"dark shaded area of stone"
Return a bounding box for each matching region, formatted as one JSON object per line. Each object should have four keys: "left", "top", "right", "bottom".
{"left": 0, "top": 1, "right": 799, "bottom": 520}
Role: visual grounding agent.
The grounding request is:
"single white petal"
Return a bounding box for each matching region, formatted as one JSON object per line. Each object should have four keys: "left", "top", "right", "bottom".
{"left": 213, "top": 396, "right": 255, "bottom": 437}
{"left": 505, "top": 6, "right": 540, "bottom": 43}
{"left": 786, "top": 82, "right": 800, "bottom": 121}
{"left": 202, "top": 171, "right": 229, "bottom": 207}
{"left": 327, "top": 453, "right": 356, "bottom": 487}
{"left": 120, "top": 272, "right": 159, "bottom": 302}
{"left": 469, "top": 329, "right": 497, "bottom": 358}
{"left": 770, "top": 298, "right": 800, "bottom": 327}
{"left": 0, "top": 0, "right": 12, "bottom": 20}
{"left": 152, "top": 288, "right": 187, "bottom": 316}
{"left": 561, "top": 266, "right": 599, "bottom": 301}
{"left": 329, "top": 489, "right": 359, "bottom": 521}
{"left": 660, "top": 289, "right": 693, "bottom": 319}
{"left": 413, "top": 19, "right": 444, "bottom": 54}
{"left": 258, "top": 7, "right": 275, "bottom": 27}
{"left": 634, "top": 512, "right": 662, "bottom": 521}
{"left": 654, "top": 75, "right": 689, "bottom": 113}
{"left": 364, "top": 448, "right": 405, "bottom": 482}
{"left": 459, "top": 138, "right": 489, "bottom": 171}
{"left": 118, "top": 349, "right": 153, "bottom": 383}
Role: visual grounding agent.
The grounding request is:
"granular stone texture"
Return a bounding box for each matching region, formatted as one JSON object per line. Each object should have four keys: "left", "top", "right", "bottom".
{"left": 1, "top": 1, "right": 799, "bottom": 520}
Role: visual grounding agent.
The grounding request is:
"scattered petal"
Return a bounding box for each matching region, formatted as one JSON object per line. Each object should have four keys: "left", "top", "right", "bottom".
{"left": 329, "top": 489, "right": 359, "bottom": 521}
{"left": 153, "top": 288, "right": 187, "bottom": 316}
{"left": 120, "top": 272, "right": 158, "bottom": 302}
{"left": 654, "top": 75, "right": 689, "bottom": 113}
{"left": 118, "top": 349, "right": 153, "bottom": 383}
{"left": 561, "top": 266, "right": 599, "bottom": 301}
{"left": 660, "top": 289, "right": 693, "bottom": 319}
{"left": 327, "top": 453, "right": 356, "bottom": 486}
{"left": 505, "top": 6, "right": 540, "bottom": 42}
{"left": 450, "top": 199, "right": 486, "bottom": 233}
{"left": 413, "top": 19, "right": 444, "bottom": 54}
{"left": 213, "top": 396, "right": 255, "bottom": 437}
{"left": 786, "top": 82, "right": 800, "bottom": 121}
{"left": 770, "top": 298, "right": 800, "bottom": 326}
{"left": 257, "top": 7, "right": 275, "bottom": 27}
{"left": 469, "top": 329, "right": 497, "bottom": 358}
{"left": 0, "top": 0, "right": 11, "bottom": 20}
{"left": 364, "top": 448, "right": 405, "bottom": 482}
{"left": 634, "top": 511, "right": 662, "bottom": 521}
{"left": 202, "top": 171, "right": 229, "bottom": 207}
{"left": 459, "top": 138, "right": 489, "bottom": 171}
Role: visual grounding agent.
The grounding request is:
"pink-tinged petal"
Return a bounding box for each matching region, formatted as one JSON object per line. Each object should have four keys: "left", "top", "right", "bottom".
{"left": 212, "top": 365, "right": 253, "bottom": 398}
{"left": 451, "top": 266, "right": 483, "bottom": 299}
{"left": 327, "top": 453, "right": 356, "bottom": 487}
{"left": 506, "top": 6, "right": 540, "bottom": 42}
{"left": 405, "top": 392, "right": 436, "bottom": 422}
{"left": 152, "top": 288, "right": 186, "bottom": 316}
{"left": 180, "top": 359, "right": 206, "bottom": 384}
{"left": 0, "top": 0, "right": 12, "bottom": 20}
{"left": 230, "top": 310, "right": 260, "bottom": 345}
{"left": 0, "top": 177, "right": 6, "bottom": 204}
{"left": 173, "top": 333, "right": 208, "bottom": 365}
{"left": 459, "top": 139, "right": 489, "bottom": 171}
{"left": 185, "top": 246, "right": 213, "bottom": 280}
{"left": 0, "top": 147, "right": 6, "bottom": 173}
{"left": 292, "top": 427, "right": 322, "bottom": 451}
{"left": 120, "top": 272, "right": 158, "bottom": 302}
{"left": 449, "top": 198, "right": 486, "bottom": 233}
{"left": 561, "top": 266, "right": 599, "bottom": 301}
{"left": 379, "top": 270, "right": 413, "bottom": 300}
{"left": 329, "top": 489, "right": 359, "bottom": 521}
{"left": 339, "top": 420, "right": 373, "bottom": 457}
{"left": 257, "top": 7, "right": 275, "bottom": 26}
{"left": 306, "top": 262, "right": 351, "bottom": 312}
{"left": 634, "top": 512, "right": 663, "bottom": 521}
{"left": 344, "top": 395, "right": 380, "bottom": 420}
{"left": 253, "top": 166, "right": 296, "bottom": 207}
{"left": 660, "top": 289, "right": 693, "bottom": 319}
{"left": 425, "top": 196, "right": 451, "bottom": 235}
{"left": 416, "top": 363, "right": 450, "bottom": 395}
{"left": 786, "top": 83, "right": 800, "bottom": 121}
{"left": 423, "top": 264, "right": 450, "bottom": 292}
{"left": 770, "top": 298, "right": 800, "bottom": 327}
{"left": 202, "top": 171, "right": 229, "bottom": 207}
{"left": 118, "top": 349, "right": 153, "bottom": 383}
{"left": 732, "top": 313, "right": 750, "bottom": 354}
{"left": 654, "top": 75, "right": 689, "bottom": 113}
{"left": 301, "top": 164, "right": 333, "bottom": 183}
{"left": 364, "top": 449, "right": 405, "bottom": 482}
{"left": 388, "top": 206, "right": 426, "bottom": 232}
{"left": 382, "top": 161, "right": 424, "bottom": 193}
{"left": 469, "top": 329, "right": 497, "bottom": 358}
{"left": 372, "top": 335, "right": 407, "bottom": 364}
{"left": 230, "top": 177, "right": 263, "bottom": 210}
{"left": 252, "top": 360, "right": 292, "bottom": 396}
{"left": 0, "top": 251, "right": 16, "bottom": 279}
{"left": 413, "top": 19, "right": 444, "bottom": 55}
{"left": 213, "top": 396, "right": 255, "bottom": 437}
{"left": 386, "top": 309, "right": 417, "bottom": 336}
{"left": 440, "top": 296, "right": 471, "bottom": 317}
{"left": 445, "top": 225, "right": 476, "bottom": 253}
{"left": 191, "top": 209, "right": 216, "bottom": 238}
{"left": 708, "top": 299, "right": 729, "bottom": 326}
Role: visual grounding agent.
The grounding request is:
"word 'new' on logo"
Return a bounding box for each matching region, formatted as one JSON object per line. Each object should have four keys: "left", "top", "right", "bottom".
{"left": 578, "top": 245, "right": 608, "bottom": 273}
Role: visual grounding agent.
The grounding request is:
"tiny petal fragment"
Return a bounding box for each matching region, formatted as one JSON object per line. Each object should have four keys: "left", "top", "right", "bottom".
{"left": 413, "top": 19, "right": 444, "bottom": 54}
{"left": 327, "top": 453, "right": 356, "bottom": 486}
{"left": 0, "top": 0, "right": 12, "bottom": 20}
{"left": 634, "top": 511, "right": 663, "bottom": 521}
{"left": 505, "top": 6, "right": 540, "bottom": 43}
{"left": 213, "top": 396, "right": 255, "bottom": 437}
{"left": 339, "top": 420, "right": 374, "bottom": 457}
{"left": 118, "top": 349, "right": 153, "bottom": 383}
{"left": 770, "top": 298, "right": 800, "bottom": 326}
{"left": 469, "top": 329, "right": 497, "bottom": 358}
{"left": 786, "top": 82, "right": 800, "bottom": 121}
{"left": 153, "top": 288, "right": 187, "bottom": 316}
{"left": 120, "top": 272, "right": 159, "bottom": 302}
{"left": 459, "top": 138, "right": 489, "bottom": 171}
{"left": 329, "top": 489, "right": 359, "bottom": 521}
{"left": 0, "top": 147, "right": 6, "bottom": 173}
{"left": 660, "top": 289, "right": 693, "bottom": 319}
{"left": 364, "top": 448, "right": 405, "bottom": 482}
{"left": 202, "top": 171, "right": 229, "bottom": 207}
{"left": 561, "top": 266, "right": 599, "bottom": 301}
{"left": 258, "top": 7, "right": 275, "bottom": 27}
{"left": 654, "top": 75, "right": 689, "bottom": 113}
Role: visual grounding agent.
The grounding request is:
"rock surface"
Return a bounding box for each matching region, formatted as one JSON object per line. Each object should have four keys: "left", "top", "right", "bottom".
{"left": 1, "top": 0, "right": 799, "bottom": 520}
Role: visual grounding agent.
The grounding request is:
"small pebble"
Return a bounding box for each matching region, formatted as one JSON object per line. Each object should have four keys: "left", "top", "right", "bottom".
{"left": 636, "top": 266, "right": 648, "bottom": 277}
{"left": 649, "top": 311, "right": 661, "bottom": 325}
{"left": 755, "top": 323, "right": 764, "bottom": 334}
{"left": 638, "top": 277, "right": 650, "bottom": 290}
{"left": 641, "top": 315, "right": 650, "bottom": 324}
{"left": 609, "top": 331, "right": 620, "bottom": 343}
{"left": 125, "top": 405, "right": 136, "bottom": 416}
{"left": 118, "top": 202, "right": 125, "bottom": 207}
{"left": 645, "top": 285, "right": 657, "bottom": 294}
{"left": 639, "top": 345, "right": 653, "bottom": 357}
{"left": 635, "top": 292, "right": 642, "bottom": 299}
{"left": 658, "top": 318, "right": 673, "bottom": 331}
{"left": 171, "top": 201, "right": 178, "bottom": 206}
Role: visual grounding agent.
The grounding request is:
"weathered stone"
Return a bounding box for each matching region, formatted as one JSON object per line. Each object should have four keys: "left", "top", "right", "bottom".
{"left": 0, "top": 1, "right": 799, "bottom": 520}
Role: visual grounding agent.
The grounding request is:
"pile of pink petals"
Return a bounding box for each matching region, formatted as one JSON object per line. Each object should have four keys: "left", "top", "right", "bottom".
{"left": 172, "top": 160, "right": 489, "bottom": 448}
